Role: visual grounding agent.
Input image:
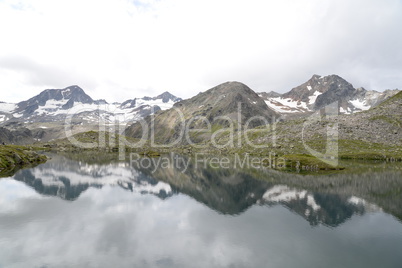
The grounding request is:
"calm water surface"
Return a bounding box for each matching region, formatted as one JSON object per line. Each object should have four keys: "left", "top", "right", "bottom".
{"left": 1, "top": 153, "right": 402, "bottom": 268}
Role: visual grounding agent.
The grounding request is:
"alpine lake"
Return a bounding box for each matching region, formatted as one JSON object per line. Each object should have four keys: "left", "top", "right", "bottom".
{"left": 1, "top": 151, "right": 402, "bottom": 268}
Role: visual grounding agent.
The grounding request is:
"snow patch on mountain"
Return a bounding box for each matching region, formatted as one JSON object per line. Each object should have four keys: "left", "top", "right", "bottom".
{"left": 0, "top": 103, "right": 17, "bottom": 113}
{"left": 308, "top": 91, "right": 322, "bottom": 105}
{"left": 264, "top": 97, "right": 309, "bottom": 113}
{"left": 135, "top": 98, "right": 176, "bottom": 110}
{"left": 349, "top": 99, "right": 370, "bottom": 111}
{"left": 339, "top": 107, "right": 351, "bottom": 114}
{"left": 35, "top": 99, "right": 69, "bottom": 115}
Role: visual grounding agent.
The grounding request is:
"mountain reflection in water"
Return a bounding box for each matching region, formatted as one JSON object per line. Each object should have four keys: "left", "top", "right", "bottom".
{"left": 1, "top": 152, "right": 402, "bottom": 268}
{"left": 9, "top": 153, "right": 402, "bottom": 226}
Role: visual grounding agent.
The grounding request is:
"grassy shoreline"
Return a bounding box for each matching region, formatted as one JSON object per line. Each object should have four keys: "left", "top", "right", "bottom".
{"left": 0, "top": 145, "right": 48, "bottom": 177}
{"left": 35, "top": 131, "right": 402, "bottom": 174}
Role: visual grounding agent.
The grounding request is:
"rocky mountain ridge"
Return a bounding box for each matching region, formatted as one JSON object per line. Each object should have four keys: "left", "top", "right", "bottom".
{"left": 259, "top": 74, "right": 400, "bottom": 114}
{"left": 125, "top": 81, "right": 278, "bottom": 144}
{"left": 0, "top": 86, "right": 181, "bottom": 125}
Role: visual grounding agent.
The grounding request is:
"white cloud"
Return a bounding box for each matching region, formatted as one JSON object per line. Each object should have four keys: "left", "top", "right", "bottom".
{"left": 0, "top": 0, "right": 401, "bottom": 103}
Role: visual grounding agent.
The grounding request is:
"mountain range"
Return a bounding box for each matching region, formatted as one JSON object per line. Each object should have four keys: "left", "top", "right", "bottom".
{"left": 0, "top": 85, "right": 181, "bottom": 125}
{"left": 0, "top": 74, "right": 399, "bottom": 145}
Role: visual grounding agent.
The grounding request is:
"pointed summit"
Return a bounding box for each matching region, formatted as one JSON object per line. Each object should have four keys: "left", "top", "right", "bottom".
{"left": 261, "top": 74, "right": 400, "bottom": 114}
{"left": 15, "top": 85, "right": 94, "bottom": 115}
{"left": 125, "top": 81, "right": 278, "bottom": 144}
{"left": 155, "top": 91, "right": 182, "bottom": 103}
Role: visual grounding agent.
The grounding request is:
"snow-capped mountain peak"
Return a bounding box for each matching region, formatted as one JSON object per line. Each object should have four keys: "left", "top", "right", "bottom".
{"left": 120, "top": 91, "right": 182, "bottom": 110}
{"left": 259, "top": 74, "right": 400, "bottom": 114}
{"left": 155, "top": 91, "right": 182, "bottom": 103}
{"left": 13, "top": 85, "right": 94, "bottom": 116}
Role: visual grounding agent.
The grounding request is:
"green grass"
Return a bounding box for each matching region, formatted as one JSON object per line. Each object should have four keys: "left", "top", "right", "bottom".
{"left": 41, "top": 131, "right": 146, "bottom": 150}
{"left": 139, "top": 150, "right": 161, "bottom": 157}
{"left": 281, "top": 154, "right": 345, "bottom": 172}
{"left": 369, "top": 115, "right": 401, "bottom": 127}
{"left": 280, "top": 138, "right": 402, "bottom": 161}
{"left": 211, "top": 124, "right": 223, "bottom": 133}
{"left": 338, "top": 139, "right": 402, "bottom": 160}
{"left": 0, "top": 145, "right": 47, "bottom": 177}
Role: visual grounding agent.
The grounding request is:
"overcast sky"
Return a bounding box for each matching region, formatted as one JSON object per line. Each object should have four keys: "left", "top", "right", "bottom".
{"left": 0, "top": 0, "right": 401, "bottom": 103}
